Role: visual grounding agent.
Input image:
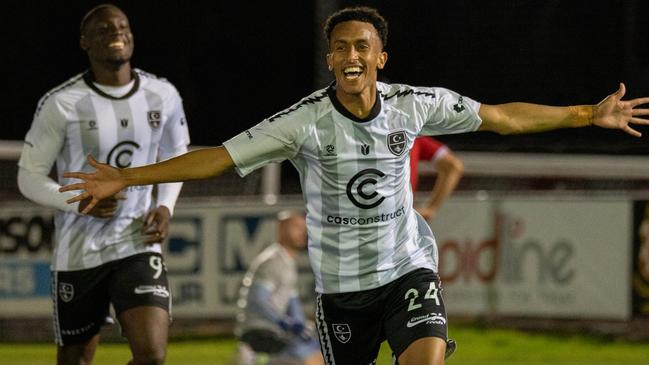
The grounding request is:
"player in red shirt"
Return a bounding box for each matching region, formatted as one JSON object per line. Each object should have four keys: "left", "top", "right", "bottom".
{"left": 410, "top": 137, "right": 464, "bottom": 221}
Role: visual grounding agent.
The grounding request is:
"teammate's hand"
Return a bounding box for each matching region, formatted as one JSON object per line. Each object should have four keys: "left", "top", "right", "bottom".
{"left": 593, "top": 83, "right": 649, "bottom": 137}
{"left": 416, "top": 205, "right": 438, "bottom": 221}
{"left": 60, "top": 155, "right": 126, "bottom": 214}
{"left": 78, "top": 192, "right": 126, "bottom": 218}
{"left": 143, "top": 205, "right": 171, "bottom": 245}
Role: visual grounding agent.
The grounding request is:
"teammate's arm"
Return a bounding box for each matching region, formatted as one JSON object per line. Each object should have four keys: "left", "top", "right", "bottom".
{"left": 60, "top": 147, "right": 234, "bottom": 213}
{"left": 19, "top": 161, "right": 124, "bottom": 218}
{"left": 246, "top": 283, "right": 285, "bottom": 323}
{"left": 479, "top": 83, "right": 649, "bottom": 136}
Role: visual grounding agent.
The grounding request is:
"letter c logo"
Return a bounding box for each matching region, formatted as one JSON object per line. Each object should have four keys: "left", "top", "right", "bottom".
{"left": 346, "top": 168, "right": 386, "bottom": 209}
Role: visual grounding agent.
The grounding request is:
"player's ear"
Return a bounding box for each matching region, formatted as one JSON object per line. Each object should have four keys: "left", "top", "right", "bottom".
{"left": 80, "top": 35, "right": 89, "bottom": 51}
{"left": 377, "top": 51, "right": 388, "bottom": 70}
{"left": 326, "top": 53, "right": 333, "bottom": 71}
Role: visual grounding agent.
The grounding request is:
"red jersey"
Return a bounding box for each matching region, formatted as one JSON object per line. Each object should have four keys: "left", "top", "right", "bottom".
{"left": 410, "top": 137, "right": 448, "bottom": 191}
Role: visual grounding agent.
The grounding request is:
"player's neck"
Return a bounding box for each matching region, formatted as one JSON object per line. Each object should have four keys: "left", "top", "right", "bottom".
{"left": 336, "top": 86, "right": 377, "bottom": 119}
{"left": 89, "top": 62, "right": 133, "bottom": 86}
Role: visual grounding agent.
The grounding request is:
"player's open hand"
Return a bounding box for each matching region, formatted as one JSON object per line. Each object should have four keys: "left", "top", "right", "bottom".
{"left": 593, "top": 83, "right": 649, "bottom": 137}
{"left": 143, "top": 205, "right": 171, "bottom": 245}
{"left": 59, "top": 154, "right": 126, "bottom": 214}
{"left": 416, "top": 205, "right": 438, "bottom": 221}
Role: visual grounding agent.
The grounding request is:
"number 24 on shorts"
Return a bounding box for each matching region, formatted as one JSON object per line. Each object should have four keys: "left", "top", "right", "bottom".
{"left": 405, "top": 281, "right": 440, "bottom": 311}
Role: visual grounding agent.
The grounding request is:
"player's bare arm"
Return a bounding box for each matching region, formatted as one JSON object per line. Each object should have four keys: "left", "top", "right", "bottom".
{"left": 479, "top": 83, "right": 649, "bottom": 136}
{"left": 417, "top": 152, "right": 463, "bottom": 221}
{"left": 60, "top": 146, "right": 234, "bottom": 214}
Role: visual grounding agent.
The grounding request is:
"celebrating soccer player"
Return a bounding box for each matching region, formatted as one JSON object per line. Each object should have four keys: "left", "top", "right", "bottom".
{"left": 59, "top": 6, "right": 649, "bottom": 365}
{"left": 19, "top": 4, "right": 190, "bottom": 365}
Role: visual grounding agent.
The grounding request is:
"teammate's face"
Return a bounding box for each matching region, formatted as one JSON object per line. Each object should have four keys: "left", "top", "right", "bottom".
{"left": 326, "top": 21, "right": 387, "bottom": 96}
{"left": 80, "top": 7, "right": 134, "bottom": 67}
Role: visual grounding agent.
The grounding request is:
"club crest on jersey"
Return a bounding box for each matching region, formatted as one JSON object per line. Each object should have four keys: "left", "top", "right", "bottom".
{"left": 387, "top": 131, "right": 406, "bottom": 156}
{"left": 147, "top": 111, "right": 161, "bottom": 129}
{"left": 59, "top": 282, "right": 74, "bottom": 303}
{"left": 332, "top": 323, "right": 351, "bottom": 343}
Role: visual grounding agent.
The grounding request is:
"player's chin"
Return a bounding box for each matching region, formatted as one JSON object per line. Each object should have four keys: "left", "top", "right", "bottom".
{"left": 337, "top": 81, "right": 366, "bottom": 96}
{"left": 106, "top": 53, "right": 132, "bottom": 67}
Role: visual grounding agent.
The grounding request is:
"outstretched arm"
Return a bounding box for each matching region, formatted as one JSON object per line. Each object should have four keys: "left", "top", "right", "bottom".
{"left": 479, "top": 83, "right": 649, "bottom": 136}
{"left": 60, "top": 146, "right": 234, "bottom": 213}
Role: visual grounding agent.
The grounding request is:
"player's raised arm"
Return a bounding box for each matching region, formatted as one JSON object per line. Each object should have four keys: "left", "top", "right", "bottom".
{"left": 479, "top": 83, "right": 649, "bottom": 136}
{"left": 60, "top": 146, "right": 234, "bottom": 213}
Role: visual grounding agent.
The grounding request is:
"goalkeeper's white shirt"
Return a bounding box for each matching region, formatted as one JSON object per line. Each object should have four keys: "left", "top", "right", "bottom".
{"left": 224, "top": 82, "right": 482, "bottom": 294}
{"left": 18, "top": 69, "right": 190, "bottom": 271}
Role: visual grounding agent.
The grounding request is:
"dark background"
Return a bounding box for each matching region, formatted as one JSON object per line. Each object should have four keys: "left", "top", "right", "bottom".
{"left": 3, "top": 0, "right": 649, "bottom": 154}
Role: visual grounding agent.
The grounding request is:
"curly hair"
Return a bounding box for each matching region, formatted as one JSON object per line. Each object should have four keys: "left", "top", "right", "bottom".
{"left": 323, "top": 6, "right": 388, "bottom": 49}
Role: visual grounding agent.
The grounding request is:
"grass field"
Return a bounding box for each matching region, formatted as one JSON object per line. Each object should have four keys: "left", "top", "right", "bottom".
{"left": 2, "top": 324, "right": 649, "bottom": 365}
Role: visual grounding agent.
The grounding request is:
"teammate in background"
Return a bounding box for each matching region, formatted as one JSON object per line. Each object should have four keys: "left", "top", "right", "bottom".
{"left": 235, "top": 211, "right": 324, "bottom": 365}
{"left": 410, "top": 137, "right": 463, "bottom": 221}
{"left": 17, "top": 4, "right": 190, "bottom": 365}
{"left": 59, "top": 6, "right": 649, "bottom": 365}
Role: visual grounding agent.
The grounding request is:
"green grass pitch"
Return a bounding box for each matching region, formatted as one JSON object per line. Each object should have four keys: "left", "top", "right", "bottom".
{"left": 2, "top": 324, "right": 648, "bottom": 365}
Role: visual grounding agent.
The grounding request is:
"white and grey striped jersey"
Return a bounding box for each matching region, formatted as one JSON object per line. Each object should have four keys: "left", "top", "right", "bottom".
{"left": 18, "top": 69, "right": 190, "bottom": 271}
{"left": 224, "top": 82, "right": 481, "bottom": 294}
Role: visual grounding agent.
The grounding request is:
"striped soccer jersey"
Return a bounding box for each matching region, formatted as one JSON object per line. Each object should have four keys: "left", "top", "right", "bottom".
{"left": 19, "top": 69, "right": 190, "bottom": 271}
{"left": 224, "top": 82, "right": 482, "bottom": 294}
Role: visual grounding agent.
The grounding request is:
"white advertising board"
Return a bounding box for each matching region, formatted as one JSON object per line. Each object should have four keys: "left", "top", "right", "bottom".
{"left": 435, "top": 197, "right": 631, "bottom": 319}
{"left": 0, "top": 196, "right": 632, "bottom": 320}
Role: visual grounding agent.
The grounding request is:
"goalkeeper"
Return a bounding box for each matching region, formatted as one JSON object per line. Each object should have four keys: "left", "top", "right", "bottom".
{"left": 235, "top": 211, "right": 324, "bottom": 365}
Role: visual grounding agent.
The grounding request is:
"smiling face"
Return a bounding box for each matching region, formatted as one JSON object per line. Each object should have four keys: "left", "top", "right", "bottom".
{"left": 326, "top": 20, "right": 387, "bottom": 97}
{"left": 80, "top": 6, "right": 133, "bottom": 68}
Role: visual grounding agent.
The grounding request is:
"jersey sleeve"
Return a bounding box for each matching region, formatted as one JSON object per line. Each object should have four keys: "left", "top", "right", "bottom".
{"left": 159, "top": 86, "right": 190, "bottom": 156}
{"left": 223, "top": 103, "right": 309, "bottom": 177}
{"left": 157, "top": 87, "right": 190, "bottom": 216}
{"left": 419, "top": 87, "right": 482, "bottom": 136}
{"left": 17, "top": 96, "right": 79, "bottom": 212}
{"left": 18, "top": 98, "right": 66, "bottom": 176}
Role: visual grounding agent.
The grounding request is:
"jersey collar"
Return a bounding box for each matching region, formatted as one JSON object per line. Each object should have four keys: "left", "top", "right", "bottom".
{"left": 327, "top": 82, "right": 382, "bottom": 123}
{"left": 83, "top": 70, "right": 140, "bottom": 100}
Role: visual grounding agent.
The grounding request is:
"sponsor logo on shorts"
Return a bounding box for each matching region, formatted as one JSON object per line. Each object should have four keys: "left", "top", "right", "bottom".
{"left": 134, "top": 285, "right": 170, "bottom": 298}
{"left": 61, "top": 322, "right": 95, "bottom": 336}
{"left": 406, "top": 312, "right": 446, "bottom": 328}
{"left": 332, "top": 323, "right": 351, "bottom": 343}
{"left": 59, "top": 282, "right": 74, "bottom": 303}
